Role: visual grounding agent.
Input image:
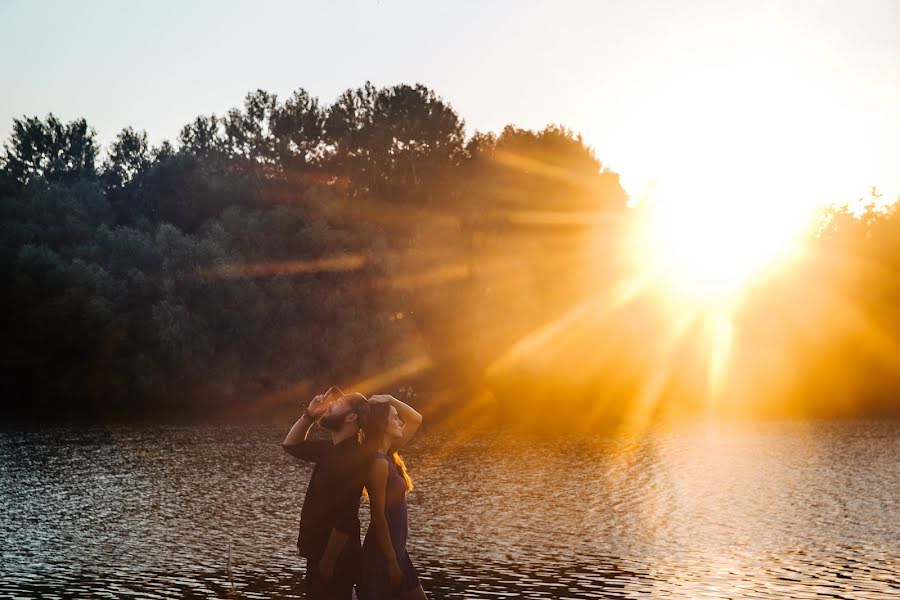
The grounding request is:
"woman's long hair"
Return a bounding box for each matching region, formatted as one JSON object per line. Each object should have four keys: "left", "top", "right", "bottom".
{"left": 361, "top": 402, "right": 413, "bottom": 492}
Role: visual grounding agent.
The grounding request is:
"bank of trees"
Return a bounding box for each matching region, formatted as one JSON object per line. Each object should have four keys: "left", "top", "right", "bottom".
{"left": 0, "top": 84, "right": 628, "bottom": 419}
{"left": 1, "top": 84, "right": 896, "bottom": 421}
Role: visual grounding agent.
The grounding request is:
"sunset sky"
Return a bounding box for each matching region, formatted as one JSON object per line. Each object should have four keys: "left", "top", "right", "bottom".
{"left": 2, "top": 0, "right": 899, "bottom": 205}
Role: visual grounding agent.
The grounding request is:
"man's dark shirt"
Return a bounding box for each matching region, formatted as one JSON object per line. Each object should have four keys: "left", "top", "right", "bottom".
{"left": 282, "top": 434, "right": 369, "bottom": 568}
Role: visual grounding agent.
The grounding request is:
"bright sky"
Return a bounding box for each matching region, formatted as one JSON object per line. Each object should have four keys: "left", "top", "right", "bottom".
{"left": 1, "top": 0, "right": 899, "bottom": 204}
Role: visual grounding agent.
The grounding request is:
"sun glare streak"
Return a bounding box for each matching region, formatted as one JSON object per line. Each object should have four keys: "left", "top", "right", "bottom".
{"left": 383, "top": 264, "right": 470, "bottom": 291}
{"left": 239, "top": 356, "right": 433, "bottom": 424}
{"left": 618, "top": 360, "right": 673, "bottom": 439}
{"left": 341, "top": 356, "right": 433, "bottom": 397}
{"left": 486, "top": 280, "right": 645, "bottom": 378}
{"left": 494, "top": 149, "right": 600, "bottom": 189}
{"left": 484, "top": 300, "right": 597, "bottom": 377}
{"left": 705, "top": 311, "right": 733, "bottom": 401}
{"left": 504, "top": 209, "right": 621, "bottom": 227}
{"left": 200, "top": 254, "right": 366, "bottom": 279}
{"left": 227, "top": 379, "right": 315, "bottom": 421}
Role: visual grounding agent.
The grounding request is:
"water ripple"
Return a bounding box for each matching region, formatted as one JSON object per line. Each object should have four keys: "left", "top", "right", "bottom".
{"left": 0, "top": 420, "right": 897, "bottom": 598}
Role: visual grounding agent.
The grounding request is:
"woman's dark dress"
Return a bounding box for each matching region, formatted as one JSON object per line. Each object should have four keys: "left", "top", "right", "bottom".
{"left": 356, "top": 452, "right": 420, "bottom": 599}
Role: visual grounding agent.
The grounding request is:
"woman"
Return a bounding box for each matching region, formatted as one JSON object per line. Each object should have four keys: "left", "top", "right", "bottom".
{"left": 356, "top": 394, "right": 427, "bottom": 600}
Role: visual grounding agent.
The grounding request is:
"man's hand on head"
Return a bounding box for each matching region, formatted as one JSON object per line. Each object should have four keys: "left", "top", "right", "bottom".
{"left": 306, "top": 394, "right": 329, "bottom": 419}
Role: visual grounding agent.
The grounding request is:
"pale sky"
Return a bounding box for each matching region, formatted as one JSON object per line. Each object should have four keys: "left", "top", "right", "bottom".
{"left": 2, "top": 0, "right": 899, "bottom": 205}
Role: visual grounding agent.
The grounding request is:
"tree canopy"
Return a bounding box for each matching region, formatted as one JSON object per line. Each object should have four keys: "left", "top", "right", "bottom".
{"left": 1, "top": 83, "right": 897, "bottom": 422}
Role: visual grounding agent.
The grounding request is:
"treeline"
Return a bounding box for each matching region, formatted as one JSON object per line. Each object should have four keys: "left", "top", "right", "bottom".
{"left": 749, "top": 196, "right": 900, "bottom": 418}
{"left": 1, "top": 83, "right": 898, "bottom": 423}
{"left": 0, "top": 83, "right": 628, "bottom": 420}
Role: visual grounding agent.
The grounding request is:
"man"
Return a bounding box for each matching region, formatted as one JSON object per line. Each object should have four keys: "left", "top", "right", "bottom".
{"left": 282, "top": 388, "right": 371, "bottom": 599}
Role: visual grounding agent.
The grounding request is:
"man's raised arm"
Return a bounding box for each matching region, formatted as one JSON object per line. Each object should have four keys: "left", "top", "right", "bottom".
{"left": 282, "top": 393, "right": 329, "bottom": 461}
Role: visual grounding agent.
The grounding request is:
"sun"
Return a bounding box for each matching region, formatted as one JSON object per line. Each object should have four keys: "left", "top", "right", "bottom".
{"left": 631, "top": 180, "right": 811, "bottom": 308}
{"left": 619, "top": 178, "right": 817, "bottom": 405}
{"left": 614, "top": 40, "right": 865, "bottom": 311}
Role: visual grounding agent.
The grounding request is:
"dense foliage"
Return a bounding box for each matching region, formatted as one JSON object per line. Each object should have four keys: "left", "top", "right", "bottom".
{"left": 1, "top": 84, "right": 896, "bottom": 422}
{"left": 0, "top": 85, "right": 627, "bottom": 420}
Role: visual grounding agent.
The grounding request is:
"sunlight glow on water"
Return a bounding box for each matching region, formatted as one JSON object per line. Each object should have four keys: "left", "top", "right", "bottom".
{"left": 0, "top": 421, "right": 897, "bottom": 599}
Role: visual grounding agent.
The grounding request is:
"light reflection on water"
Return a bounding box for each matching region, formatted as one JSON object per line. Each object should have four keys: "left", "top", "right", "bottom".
{"left": 0, "top": 420, "right": 897, "bottom": 599}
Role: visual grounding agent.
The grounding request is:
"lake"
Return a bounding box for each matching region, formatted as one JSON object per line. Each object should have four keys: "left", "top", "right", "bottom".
{"left": 0, "top": 420, "right": 897, "bottom": 599}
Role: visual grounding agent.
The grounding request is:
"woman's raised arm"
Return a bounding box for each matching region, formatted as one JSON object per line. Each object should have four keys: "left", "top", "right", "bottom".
{"left": 370, "top": 394, "right": 423, "bottom": 452}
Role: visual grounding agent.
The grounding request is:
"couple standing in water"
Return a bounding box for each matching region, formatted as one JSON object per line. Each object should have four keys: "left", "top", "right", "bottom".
{"left": 282, "top": 388, "right": 427, "bottom": 600}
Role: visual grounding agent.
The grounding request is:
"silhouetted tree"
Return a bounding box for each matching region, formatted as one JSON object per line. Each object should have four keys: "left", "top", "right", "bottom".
{"left": 2, "top": 115, "right": 99, "bottom": 190}
{"left": 103, "top": 127, "right": 151, "bottom": 192}
{"left": 325, "top": 83, "right": 465, "bottom": 204}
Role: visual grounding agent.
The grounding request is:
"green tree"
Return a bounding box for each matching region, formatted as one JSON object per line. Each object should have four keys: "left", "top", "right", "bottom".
{"left": 2, "top": 115, "right": 99, "bottom": 190}
{"left": 271, "top": 88, "right": 326, "bottom": 175}
{"left": 325, "top": 83, "right": 465, "bottom": 203}
{"left": 103, "top": 127, "right": 151, "bottom": 191}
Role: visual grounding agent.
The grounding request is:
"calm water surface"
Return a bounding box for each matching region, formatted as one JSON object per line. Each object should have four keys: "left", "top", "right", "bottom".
{"left": 0, "top": 420, "right": 897, "bottom": 599}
